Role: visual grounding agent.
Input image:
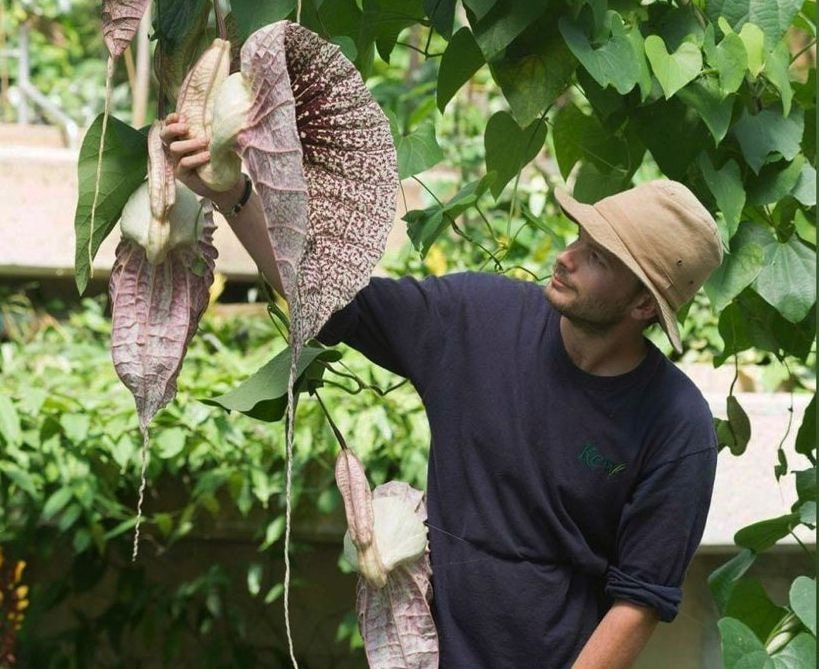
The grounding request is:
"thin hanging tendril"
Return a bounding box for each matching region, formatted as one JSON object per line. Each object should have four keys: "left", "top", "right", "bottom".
{"left": 131, "top": 426, "right": 150, "bottom": 562}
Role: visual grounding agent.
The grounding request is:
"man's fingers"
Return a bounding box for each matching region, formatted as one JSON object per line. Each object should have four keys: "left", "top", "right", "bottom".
{"left": 160, "top": 121, "right": 189, "bottom": 144}
{"left": 176, "top": 151, "right": 210, "bottom": 172}
{"left": 168, "top": 137, "right": 209, "bottom": 156}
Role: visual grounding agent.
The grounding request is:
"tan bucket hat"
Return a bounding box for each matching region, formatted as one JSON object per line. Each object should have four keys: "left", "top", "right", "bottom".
{"left": 554, "top": 179, "right": 723, "bottom": 353}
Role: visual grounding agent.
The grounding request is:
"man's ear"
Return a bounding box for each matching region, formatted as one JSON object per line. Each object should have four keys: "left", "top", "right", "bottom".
{"left": 630, "top": 291, "right": 657, "bottom": 323}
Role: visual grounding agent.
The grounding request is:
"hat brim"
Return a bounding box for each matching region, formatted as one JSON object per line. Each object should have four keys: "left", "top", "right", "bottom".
{"left": 554, "top": 187, "right": 682, "bottom": 354}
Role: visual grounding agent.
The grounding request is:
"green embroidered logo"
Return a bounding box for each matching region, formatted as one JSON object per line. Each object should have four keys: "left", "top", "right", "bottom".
{"left": 578, "top": 443, "right": 626, "bottom": 478}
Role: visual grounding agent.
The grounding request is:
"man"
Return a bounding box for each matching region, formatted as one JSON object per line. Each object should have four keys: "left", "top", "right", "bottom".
{"left": 163, "top": 113, "right": 723, "bottom": 668}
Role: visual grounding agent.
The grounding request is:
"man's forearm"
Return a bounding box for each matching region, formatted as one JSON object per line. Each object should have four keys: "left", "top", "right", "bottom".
{"left": 211, "top": 185, "right": 285, "bottom": 297}
{"left": 571, "top": 601, "right": 659, "bottom": 669}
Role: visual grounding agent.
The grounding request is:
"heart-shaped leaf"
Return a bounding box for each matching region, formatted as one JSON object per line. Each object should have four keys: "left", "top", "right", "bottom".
{"left": 437, "top": 27, "right": 484, "bottom": 111}
{"left": 790, "top": 576, "right": 817, "bottom": 636}
{"left": 697, "top": 153, "right": 745, "bottom": 239}
{"left": 484, "top": 111, "right": 546, "bottom": 198}
{"left": 644, "top": 35, "right": 703, "bottom": 99}
{"left": 201, "top": 345, "right": 341, "bottom": 422}
{"left": 705, "top": 239, "right": 765, "bottom": 312}
{"left": 676, "top": 77, "right": 734, "bottom": 143}
{"left": 733, "top": 107, "right": 804, "bottom": 174}
{"left": 753, "top": 236, "right": 816, "bottom": 323}
{"left": 703, "top": 24, "right": 747, "bottom": 96}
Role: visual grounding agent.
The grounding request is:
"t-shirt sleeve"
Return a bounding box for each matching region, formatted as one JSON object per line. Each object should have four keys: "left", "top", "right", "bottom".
{"left": 604, "top": 441, "right": 717, "bottom": 622}
{"left": 315, "top": 274, "right": 460, "bottom": 393}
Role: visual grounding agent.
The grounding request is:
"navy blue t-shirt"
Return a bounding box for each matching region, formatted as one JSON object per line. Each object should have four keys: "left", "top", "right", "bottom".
{"left": 318, "top": 272, "right": 717, "bottom": 669}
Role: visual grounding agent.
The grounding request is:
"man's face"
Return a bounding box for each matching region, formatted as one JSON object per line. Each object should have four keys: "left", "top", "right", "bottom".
{"left": 544, "top": 227, "right": 649, "bottom": 333}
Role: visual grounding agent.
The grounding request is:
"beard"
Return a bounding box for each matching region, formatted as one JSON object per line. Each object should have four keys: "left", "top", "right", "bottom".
{"left": 544, "top": 272, "right": 637, "bottom": 336}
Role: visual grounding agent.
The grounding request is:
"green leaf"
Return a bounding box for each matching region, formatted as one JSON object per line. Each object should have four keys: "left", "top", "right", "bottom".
{"left": 571, "top": 161, "right": 630, "bottom": 203}
{"left": 0, "top": 395, "right": 21, "bottom": 447}
{"left": 394, "top": 117, "right": 445, "bottom": 179}
{"left": 747, "top": 157, "right": 807, "bottom": 206}
{"left": 698, "top": 154, "right": 746, "bottom": 238}
{"left": 73, "top": 114, "right": 148, "bottom": 295}
{"left": 703, "top": 24, "right": 748, "bottom": 95}
{"left": 738, "top": 21, "right": 766, "bottom": 77}
{"left": 753, "top": 236, "right": 816, "bottom": 323}
{"left": 484, "top": 111, "right": 546, "bottom": 198}
{"left": 791, "top": 163, "right": 817, "bottom": 206}
{"left": 260, "top": 516, "right": 286, "bottom": 551}
{"left": 726, "top": 395, "right": 752, "bottom": 455}
{"left": 798, "top": 500, "right": 816, "bottom": 525}
{"left": 644, "top": 35, "right": 704, "bottom": 99}
{"left": 425, "top": 0, "right": 455, "bottom": 39}
{"left": 676, "top": 77, "right": 734, "bottom": 143}
{"left": 707, "top": 0, "right": 804, "bottom": 46}
{"left": 404, "top": 172, "right": 496, "bottom": 256}
{"left": 0, "top": 464, "right": 38, "bottom": 498}
{"left": 552, "top": 104, "right": 638, "bottom": 187}
{"left": 705, "top": 239, "right": 765, "bottom": 311}
{"left": 764, "top": 40, "right": 794, "bottom": 116}
{"left": 789, "top": 576, "right": 816, "bottom": 636}
{"left": 709, "top": 549, "right": 757, "bottom": 613}
{"left": 726, "top": 578, "right": 790, "bottom": 642}
{"left": 153, "top": 0, "right": 212, "bottom": 96}
{"left": 42, "top": 487, "right": 74, "bottom": 521}
{"left": 437, "top": 28, "right": 485, "bottom": 111}
{"left": 794, "top": 467, "right": 816, "bottom": 504}
{"left": 361, "top": 0, "right": 425, "bottom": 63}
{"left": 463, "top": 0, "right": 495, "bottom": 21}
{"left": 490, "top": 34, "right": 575, "bottom": 127}
{"left": 60, "top": 413, "right": 90, "bottom": 444}
{"left": 718, "top": 617, "right": 771, "bottom": 668}
{"left": 771, "top": 633, "right": 817, "bottom": 668}
{"left": 264, "top": 583, "right": 285, "bottom": 604}
{"left": 157, "top": 427, "right": 187, "bottom": 459}
{"left": 467, "top": 0, "right": 547, "bottom": 61}
{"left": 733, "top": 106, "right": 805, "bottom": 173}
{"left": 631, "top": 97, "right": 709, "bottom": 180}
{"left": 201, "top": 346, "right": 342, "bottom": 422}
{"left": 230, "top": 0, "right": 296, "bottom": 40}
{"left": 735, "top": 512, "right": 798, "bottom": 551}
{"left": 794, "top": 396, "right": 815, "bottom": 457}
{"left": 247, "top": 563, "right": 263, "bottom": 596}
{"left": 103, "top": 516, "right": 137, "bottom": 540}
{"left": 559, "top": 11, "right": 643, "bottom": 95}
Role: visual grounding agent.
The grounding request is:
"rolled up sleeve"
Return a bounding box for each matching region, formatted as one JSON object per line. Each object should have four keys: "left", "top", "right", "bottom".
{"left": 605, "top": 447, "right": 717, "bottom": 622}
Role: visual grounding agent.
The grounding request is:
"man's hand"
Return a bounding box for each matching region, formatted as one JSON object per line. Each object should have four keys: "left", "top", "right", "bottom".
{"left": 159, "top": 112, "right": 285, "bottom": 297}
{"left": 571, "top": 601, "right": 659, "bottom": 669}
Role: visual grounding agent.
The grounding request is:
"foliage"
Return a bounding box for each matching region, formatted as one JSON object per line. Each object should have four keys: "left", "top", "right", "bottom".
{"left": 0, "top": 288, "right": 428, "bottom": 665}
{"left": 20, "top": 0, "right": 819, "bottom": 665}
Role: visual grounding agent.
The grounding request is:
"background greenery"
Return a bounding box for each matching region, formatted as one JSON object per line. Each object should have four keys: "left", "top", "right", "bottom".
{"left": 1, "top": 0, "right": 816, "bottom": 666}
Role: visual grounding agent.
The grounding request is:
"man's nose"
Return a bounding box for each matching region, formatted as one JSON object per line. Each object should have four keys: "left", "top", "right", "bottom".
{"left": 555, "top": 245, "right": 577, "bottom": 272}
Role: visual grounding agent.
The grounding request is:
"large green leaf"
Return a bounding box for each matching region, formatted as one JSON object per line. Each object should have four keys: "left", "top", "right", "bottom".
{"left": 361, "top": 0, "right": 425, "bottom": 63}
{"left": 392, "top": 116, "right": 445, "bottom": 179}
{"left": 737, "top": 21, "right": 766, "bottom": 77}
{"left": 677, "top": 77, "right": 734, "bottom": 144}
{"left": 228, "top": 0, "right": 295, "bottom": 40}
{"left": 703, "top": 23, "right": 748, "bottom": 95}
{"left": 734, "top": 512, "right": 799, "bottom": 552}
{"left": 466, "top": 0, "right": 547, "bottom": 61}
{"left": 733, "top": 106, "right": 804, "bottom": 173}
{"left": 437, "top": 28, "right": 484, "bottom": 111}
{"left": 708, "top": 549, "right": 757, "bottom": 614}
{"left": 463, "top": 0, "right": 495, "bottom": 21}
{"left": 790, "top": 576, "right": 816, "bottom": 636}
{"left": 490, "top": 33, "right": 575, "bottom": 127}
{"left": 706, "top": 0, "right": 804, "bottom": 46}
{"left": 726, "top": 395, "right": 752, "bottom": 455}
{"left": 791, "top": 163, "right": 817, "bottom": 206}
{"left": 747, "top": 156, "right": 807, "bottom": 206}
{"left": 770, "top": 634, "right": 817, "bottom": 668}
{"left": 425, "top": 0, "right": 456, "bottom": 39}
{"left": 572, "top": 161, "right": 632, "bottom": 203}
{"left": 0, "top": 395, "right": 21, "bottom": 447}
{"left": 404, "top": 173, "right": 496, "bottom": 257}
{"left": 631, "top": 97, "right": 709, "bottom": 180}
{"left": 698, "top": 153, "right": 746, "bottom": 239}
{"left": 201, "top": 346, "right": 342, "bottom": 422}
{"left": 718, "top": 617, "right": 771, "bottom": 668}
{"left": 73, "top": 114, "right": 148, "bottom": 295}
{"left": 705, "top": 237, "right": 765, "bottom": 311}
{"left": 552, "top": 103, "right": 637, "bottom": 185}
{"left": 154, "top": 0, "right": 212, "bottom": 98}
{"left": 753, "top": 236, "right": 816, "bottom": 323}
{"left": 644, "top": 35, "right": 703, "bottom": 99}
{"left": 764, "top": 40, "right": 794, "bottom": 116}
{"left": 559, "top": 11, "right": 643, "bottom": 95}
{"left": 794, "top": 395, "right": 816, "bottom": 457}
{"left": 794, "top": 467, "right": 816, "bottom": 504}
{"left": 716, "top": 289, "right": 815, "bottom": 365}
{"left": 726, "top": 578, "right": 789, "bottom": 642}
{"left": 484, "top": 111, "right": 546, "bottom": 198}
